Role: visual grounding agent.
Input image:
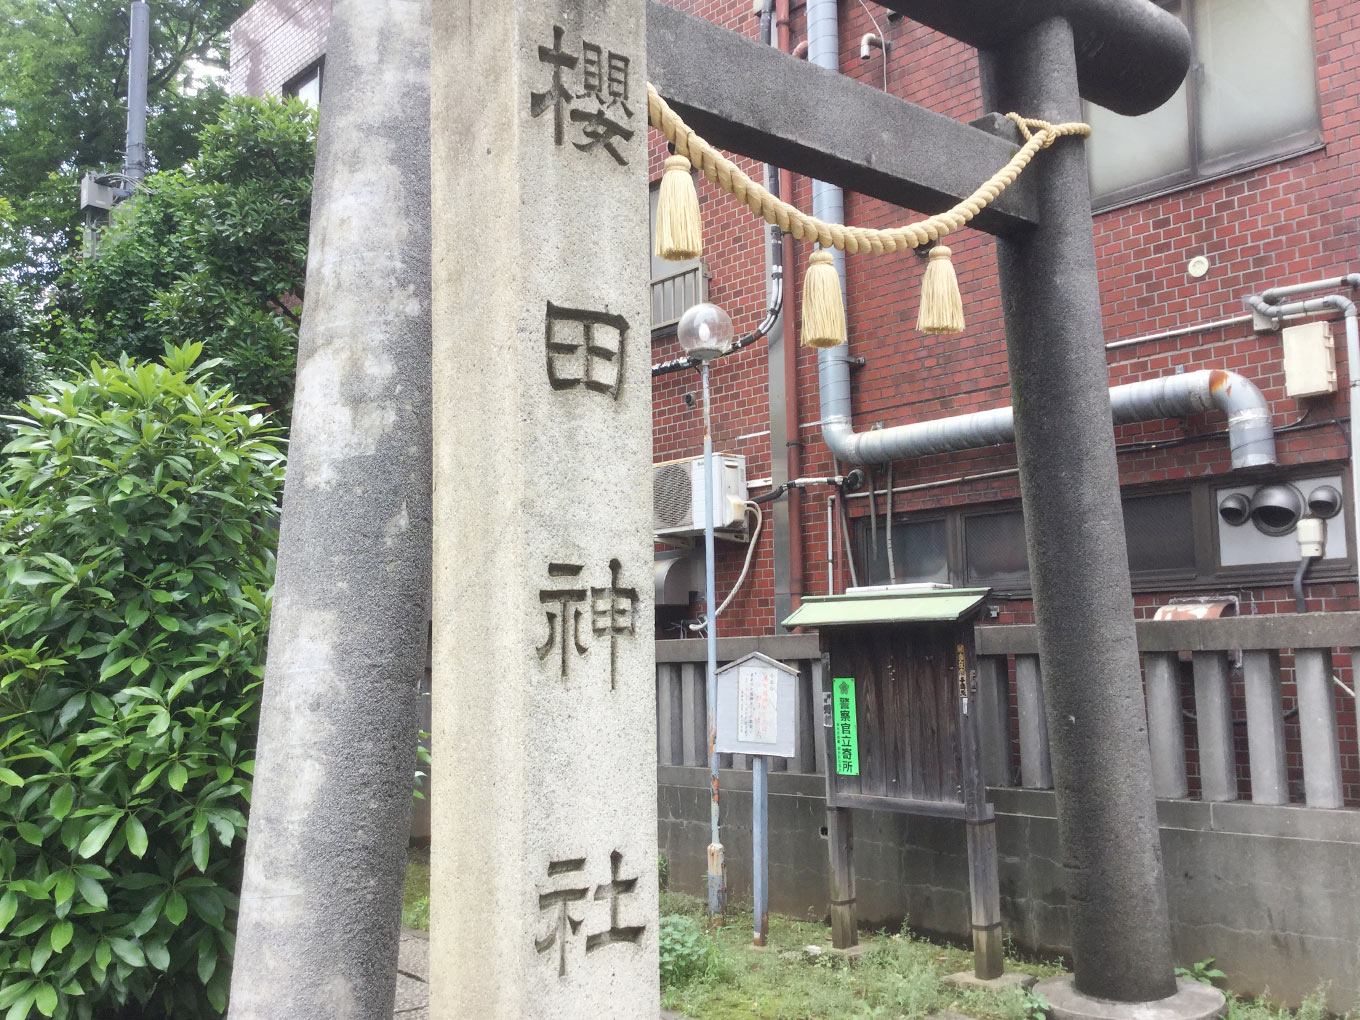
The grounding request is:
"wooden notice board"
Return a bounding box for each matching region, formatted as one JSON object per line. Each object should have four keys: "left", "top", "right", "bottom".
{"left": 783, "top": 587, "right": 1003, "bottom": 978}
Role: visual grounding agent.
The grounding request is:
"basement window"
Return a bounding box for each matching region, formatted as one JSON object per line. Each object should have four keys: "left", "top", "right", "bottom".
{"left": 1085, "top": 0, "right": 1321, "bottom": 209}
{"left": 962, "top": 491, "right": 1196, "bottom": 589}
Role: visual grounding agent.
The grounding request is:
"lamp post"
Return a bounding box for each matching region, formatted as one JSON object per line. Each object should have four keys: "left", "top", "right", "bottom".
{"left": 677, "top": 301, "right": 735, "bottom": 918}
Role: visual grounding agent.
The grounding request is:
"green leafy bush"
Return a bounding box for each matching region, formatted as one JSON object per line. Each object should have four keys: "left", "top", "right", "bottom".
{"left": 0, "top": 344, "right": 284, "bottom": 1019}
{"left": 0, "top": 281, "right": 40, "bottom": 443}
{"left": 658, "top": 914, "right": 717, "bottom": 989}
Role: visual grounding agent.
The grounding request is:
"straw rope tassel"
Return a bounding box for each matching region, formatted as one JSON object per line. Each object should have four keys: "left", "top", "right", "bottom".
{"left": 644, "top": 82, "right": 1089, "bottom": 255}
{"left": 802, "top": 250, "right": 846, "bottom": 349}
{"left": 654, "top": 154, "right": 703, "bottom": 261}
{"left": 916, "top": 245, "right": 965, "bottom": 334}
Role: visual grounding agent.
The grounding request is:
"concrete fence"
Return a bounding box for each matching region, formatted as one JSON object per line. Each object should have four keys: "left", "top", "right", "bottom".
{"left": 655, "top": 621, "right": 1360, "bottom": 1011}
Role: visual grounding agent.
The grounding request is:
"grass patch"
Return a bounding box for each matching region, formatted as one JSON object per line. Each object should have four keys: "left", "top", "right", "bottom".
{"left": 403, "top": 844, "right": 431, "bottom": 931}
{"left": 402, "top": 864, "right": 1351, "bottom": 1020}
{"left": 660, "top": 892, "right": 1061, "bottom": 1020}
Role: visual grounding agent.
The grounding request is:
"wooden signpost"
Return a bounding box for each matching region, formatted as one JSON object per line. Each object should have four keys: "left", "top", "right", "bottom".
{"left": 784, "top": 587, "right": 1003, "bottom": 978}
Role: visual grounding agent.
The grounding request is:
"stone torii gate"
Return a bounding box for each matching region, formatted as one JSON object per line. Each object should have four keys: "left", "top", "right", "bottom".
{"left": 230, "top": 1, "right": 1227, "bottom": 1018}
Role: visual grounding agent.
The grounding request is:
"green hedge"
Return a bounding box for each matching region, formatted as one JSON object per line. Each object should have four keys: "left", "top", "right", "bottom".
{"left": 0, "top": 345, "right": 284, "bottom": 1019}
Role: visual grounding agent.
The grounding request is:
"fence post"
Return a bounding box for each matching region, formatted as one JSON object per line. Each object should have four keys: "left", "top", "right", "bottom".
{"left": 1192, "top": 652, "right": 1238, "bottom": 802}
{"left": 1144, "top": 652, "right": 1188, "bottom": 799}
{"left": 1242, "top": 649, "right": 1288, "bottom": 805}
{"left": 976, "top": 655, "right": 1013, "bottom": 787}
{"left": 1015, "top": 654, "right": 1052, "bottom": 789}
{"left": 1295, "top": 648, "right": 1343, "bottom": 808}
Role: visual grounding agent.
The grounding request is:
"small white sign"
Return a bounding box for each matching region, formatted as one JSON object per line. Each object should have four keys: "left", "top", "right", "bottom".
{"left": 714, "top": 651, "right": 797, "bottom": 758}
{"left": 737, "top": 665, "right": 779, "bottom": 744}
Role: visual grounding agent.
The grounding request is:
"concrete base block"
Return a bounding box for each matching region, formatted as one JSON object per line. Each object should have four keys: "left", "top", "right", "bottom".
{"left": 826, "top": 943, "right": 868, "bottom": 962}
{"left": 945, "top": 970, "right": 1037, "bottom": 992}
{"left": 1035, "top": 977, "right": 1226, "bottom": 1020}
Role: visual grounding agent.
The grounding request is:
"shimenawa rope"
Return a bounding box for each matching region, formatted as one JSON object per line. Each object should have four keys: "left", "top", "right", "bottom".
{"left": 646, "top": 81, "right": 1091, "bottom": 341}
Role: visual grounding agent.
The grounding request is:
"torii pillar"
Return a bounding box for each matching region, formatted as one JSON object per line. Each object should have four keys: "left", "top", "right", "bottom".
{"left": 655, "top": 1, "right": 1228, "bottom": 1014}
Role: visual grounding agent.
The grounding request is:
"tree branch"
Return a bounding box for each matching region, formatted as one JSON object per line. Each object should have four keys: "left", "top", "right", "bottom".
{"left": 148, "top": 17, "right": 199, "bottom": 91}
{"left": 269, "top": 299, "right": 301, "bottom": 326}
{"left": 52, "top": 0, "right": 79, "bottom": 37}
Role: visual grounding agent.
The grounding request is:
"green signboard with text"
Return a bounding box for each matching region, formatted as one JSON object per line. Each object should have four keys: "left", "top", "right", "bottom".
{"left": 832, "top": 677, "right": 859, "bottom": 776}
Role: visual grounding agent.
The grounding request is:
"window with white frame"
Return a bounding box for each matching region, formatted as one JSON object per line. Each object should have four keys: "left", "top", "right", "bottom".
{"left": 1085, "top": 0, "right": 1321, "bottom": 209}
{"left": 648, "top": 183, "right": 707, "bottom": 333}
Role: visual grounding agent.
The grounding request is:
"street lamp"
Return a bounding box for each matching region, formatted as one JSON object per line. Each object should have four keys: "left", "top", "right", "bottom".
{"left": 676, "top": 301, "right": 734, "bottom": 918}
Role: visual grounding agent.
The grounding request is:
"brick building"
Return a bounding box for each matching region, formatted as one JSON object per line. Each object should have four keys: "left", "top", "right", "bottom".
{"left": 642, "top": 0, "right": 1358, "bottom": 808}
{"left": 230, "top": 0, "right": 1358, "bottom": 808}
{"left": 229, "top": 0, "right": 328, "bottom": 102}
{"left": 652, "top": 0, "right": 1355, "bottom": 628}
{"left": 229, "top": 2, "right": 1360, "bottom": 996}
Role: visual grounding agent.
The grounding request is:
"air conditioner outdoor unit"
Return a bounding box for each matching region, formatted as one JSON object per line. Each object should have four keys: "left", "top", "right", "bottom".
{"left": 653, "top": 454, "right": 748, "bottom": 538}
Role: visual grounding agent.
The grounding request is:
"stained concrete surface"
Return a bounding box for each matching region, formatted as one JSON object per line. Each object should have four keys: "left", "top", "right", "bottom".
{"left": 658, "top": 768, "right": 1360, "bottom": 1011}
{"left": 390, "top": 931, "right": 693, "bottom": 1019}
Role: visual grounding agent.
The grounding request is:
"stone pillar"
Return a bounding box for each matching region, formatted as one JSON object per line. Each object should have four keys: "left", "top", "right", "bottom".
{"left": 227, "top": 0, "right": 431, "bottom": 1017}
{"left": 429, "top": 2, "right": 657, "bottom": 1018}
{"left": 981, "top": 17, "right": 1178, "bottom": 1005}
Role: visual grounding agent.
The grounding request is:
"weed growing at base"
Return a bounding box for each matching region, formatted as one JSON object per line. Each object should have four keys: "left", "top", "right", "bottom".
{"left": 657, "top": 892, "right": 1058, "bottom": 1020}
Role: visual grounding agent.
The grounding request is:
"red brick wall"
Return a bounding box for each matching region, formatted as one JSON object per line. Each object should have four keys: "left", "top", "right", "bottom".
{"left": 229, "top": 0, "right": 328, "bottom": 97}
{"left": 647, "top": 0, "right": 1359, "bottom": 803}
{"left": 225, "top": 0, "right": 1358, "bottom": 800}
{"left": 649, "top": 0, "right": 1359, "bottom": 640}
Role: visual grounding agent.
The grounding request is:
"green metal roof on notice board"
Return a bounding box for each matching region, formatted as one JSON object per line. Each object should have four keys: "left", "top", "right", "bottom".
{"left": 781, "top": 587, "right": 991, "bottom": 629}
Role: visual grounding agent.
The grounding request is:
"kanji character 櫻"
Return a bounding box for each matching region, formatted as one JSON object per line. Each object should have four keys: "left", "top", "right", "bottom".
{"left": 530, "top": 24, "right": 578, "bottom": 146}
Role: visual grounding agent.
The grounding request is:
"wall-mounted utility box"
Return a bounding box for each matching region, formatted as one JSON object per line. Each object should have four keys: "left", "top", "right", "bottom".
{"left": 1282, "top": 321, "right": 1337, "bottom": 398}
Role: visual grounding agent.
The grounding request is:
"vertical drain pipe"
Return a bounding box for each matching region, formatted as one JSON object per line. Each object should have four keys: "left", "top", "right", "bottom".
{"left": 776, "top": 0, "right": 805, "bottom": 621}
{"left": 807, "top": 0, "right": 854, "bottom": 465}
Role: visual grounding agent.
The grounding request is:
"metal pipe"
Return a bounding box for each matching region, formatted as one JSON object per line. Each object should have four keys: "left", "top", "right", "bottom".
{"left": 826, "top": 494, "right": 836, "bottom": 595}
{"left": 701, "top": 361, "right": 725, "bottom": 918}
{"left": 1246, "top": 286, "right": 1360, "bottom": 607}
{"left": 807, "top": 0, "right": 856, "bottom": 506}
{"left": 846, "top": 466, "right": 1020, "bottom": 501}
{"left": 123, "top": 2, "right": 150, "bottom": 187}
{"left": 1293, "top": 554, "right": 1315, "bottom": 614}
{"left": 752, "top": 754, "right": 769, "bottom": 945}
{"left": 775, "top": 0, "right": 805, "bottom": 619}
{"left": 822, "top": 368, "right": 1276, "bottom": 470}
{"left": 1258, "top": 274, "right": 1360, "bottom": 305}
{"left": 885, "top": 461, "right": 897, "bottom": 582}
{"left": 1104, "top": 313, "right": 1254, "bottom": 351}
{"left": 868, "top": 466, "right": 878, "bottom": 563}
{"left": 652, "top": 281, "right": 781, "bottom": 375}
{"left": 837, "top": 482, "right": 859, "bottom": 589}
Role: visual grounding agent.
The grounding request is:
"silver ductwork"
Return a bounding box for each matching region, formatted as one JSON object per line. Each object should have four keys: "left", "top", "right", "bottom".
{"left": 806, "top": 0, "right": 856, "bottom": 471}
{"left": 821, "top": 368, "right": 1276, "bottom": 470}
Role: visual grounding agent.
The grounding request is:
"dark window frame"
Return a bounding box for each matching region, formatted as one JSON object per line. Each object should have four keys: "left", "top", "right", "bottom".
{"left": 1087, "top": 0, "right": 1323, "bottom": 212}
{"left": 283, "top": 59, "right": 325, "bottom": 105}
{"left": 851, "top": 470, "right": 1355, "bottom": 598}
